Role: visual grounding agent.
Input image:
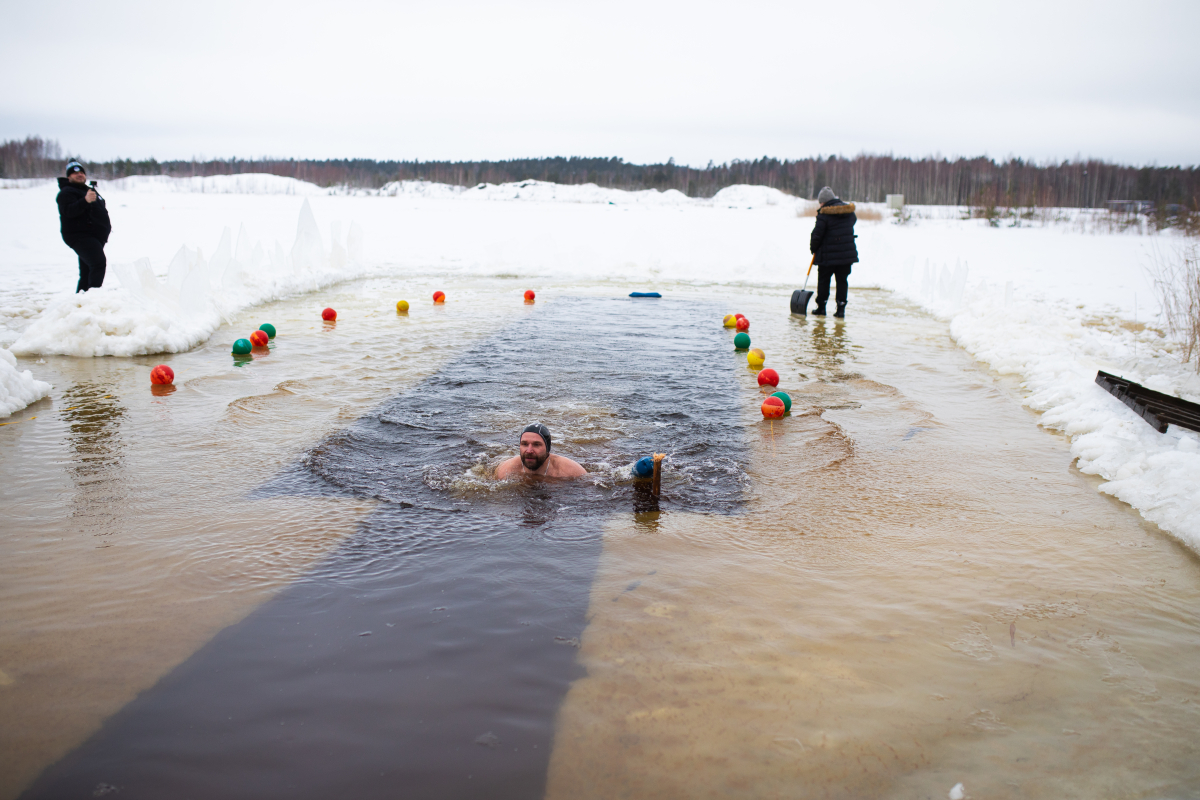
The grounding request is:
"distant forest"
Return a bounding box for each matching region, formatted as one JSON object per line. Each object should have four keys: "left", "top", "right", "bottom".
{"left": 2, "top": 135, "right": 1196, "bottom": 208}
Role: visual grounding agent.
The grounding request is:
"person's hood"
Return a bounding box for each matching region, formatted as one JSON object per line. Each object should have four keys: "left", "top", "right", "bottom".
{"left": 818, "top": 200, "right": 856, "bottom": 215}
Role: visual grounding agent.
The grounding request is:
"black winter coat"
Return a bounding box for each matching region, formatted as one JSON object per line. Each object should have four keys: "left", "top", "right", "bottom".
{"left": 809, "top": 199, "right": 858, "bottom": 268}
{"left": 57, "top": 177, "right": 112, "bottom": 241}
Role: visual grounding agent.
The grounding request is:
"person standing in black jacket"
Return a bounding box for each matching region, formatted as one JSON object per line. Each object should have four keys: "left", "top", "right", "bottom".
{"left": 808, "top": 185, "right": 858, "bottom": 318}
{"left": 57, "top": 160, "right": 112, "bottom": 293}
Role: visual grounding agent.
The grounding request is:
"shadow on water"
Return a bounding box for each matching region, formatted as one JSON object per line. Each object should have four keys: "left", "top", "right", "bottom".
{"left": 22, "top": 297, "right": 748, "bottom": 800}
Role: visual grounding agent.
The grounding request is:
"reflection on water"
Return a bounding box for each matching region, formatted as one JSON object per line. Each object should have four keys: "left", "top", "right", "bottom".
{"left": 59, "top": 382, "right": 127, "bottom": 542}
{"left": 60, "top": 383, "right": 125, "bottom": 476}
{"left": 799, "top": 315, "right": 857, "bottom": 377}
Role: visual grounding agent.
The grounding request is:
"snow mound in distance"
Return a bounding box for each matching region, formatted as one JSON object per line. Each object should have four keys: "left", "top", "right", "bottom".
{"left": 379, "top": 178, "right": 695, "bottom": 206}
{"left": 709, "top": 184, "right": 799, "bottom": 209}
{"left": 10, "top": 200, "right": 366, "bottom": 358}
{"left": 106, "top": 173, "right": 328, "bottom": 196}
{"left": 0, "top": 347, "right": 51, "bottom": 417}
{"left": 376, "top": 179, "right": 800, "bottom": 209}
{"left": 377, "top": 180, "right": 468, "bottom": 200}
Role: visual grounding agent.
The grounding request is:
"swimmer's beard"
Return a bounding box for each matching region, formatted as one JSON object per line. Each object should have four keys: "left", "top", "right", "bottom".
{"left": 521, "top": 451, "right": 549, "bottom": 471}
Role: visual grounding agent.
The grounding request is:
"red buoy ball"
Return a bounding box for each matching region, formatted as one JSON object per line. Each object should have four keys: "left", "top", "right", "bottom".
{"left": 433, "top": 291, "right": 446, "bottom": 304}
{"left": 735, "top": 313, "right": 746, "bottom": 321}
{"left": 757, "top": 368, "right": 780, "bottom": 387}
{"left": 524, "top": 290, "right": 536, "bottom": 302}
{"left": 322, "top": 307, "right": 337, "bottom": 321}
{"left": 735, "top": 317, "right": 750, "bottom": 332}
{"left": 762, "top": 396, "right": 785, "bottom": 419}
{"left": 149, "top": 364, "right": 174, "bottom": 385}
{"left": 249, "top": 330, "right": 269, "bottom": 347}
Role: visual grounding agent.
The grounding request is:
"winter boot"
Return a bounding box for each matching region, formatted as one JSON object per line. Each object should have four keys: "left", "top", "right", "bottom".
{"left": 834, "top": 302, "right": 846, "bottom": 319}
{"left": 812, "top": 303, "right": 827, "bottom": 316}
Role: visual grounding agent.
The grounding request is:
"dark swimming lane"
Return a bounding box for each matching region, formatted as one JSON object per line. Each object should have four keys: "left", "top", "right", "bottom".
{"left": 22, "top": 297, "right": 748, "bottom": 800}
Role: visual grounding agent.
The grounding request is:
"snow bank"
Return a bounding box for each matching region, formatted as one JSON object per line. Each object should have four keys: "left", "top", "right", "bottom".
{"left": 0, "top": 348, "right": 51, "bottom": 417}
{"left": 9, "top": 200, "right": 366, "bottom": 358}
{"left": 888, "top": 256, "right": 1200, "bottom": 549}
{"left": 106, "top": 173, "right": 328, "bottom": 195}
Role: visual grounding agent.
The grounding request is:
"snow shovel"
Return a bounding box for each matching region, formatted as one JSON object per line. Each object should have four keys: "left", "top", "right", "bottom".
{"left": 790, "top": 256, "right": 816, "bottom": 314}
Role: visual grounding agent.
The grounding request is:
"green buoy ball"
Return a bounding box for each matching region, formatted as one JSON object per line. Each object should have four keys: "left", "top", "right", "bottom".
{"left": 232, "top": 338, "right": 252, "bottom": 355}
{"left": 259, "top": 323, "right": 276, "bottom": 339}
{"left": 733, "top": 332, "right": 751, "bottom": 349}
{"left": 770, "top": 391, "right": 792, "bottom": 413}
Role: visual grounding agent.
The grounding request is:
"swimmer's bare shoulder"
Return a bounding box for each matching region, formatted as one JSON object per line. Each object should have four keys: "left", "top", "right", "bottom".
{"left": 545, "top": 454, "right": 587, "bottom": 478}
{"left": 496, "top": 454, "right": 587, "bottom": 479}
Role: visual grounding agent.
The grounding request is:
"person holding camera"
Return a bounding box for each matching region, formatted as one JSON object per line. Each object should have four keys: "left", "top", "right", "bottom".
{"left": 57, "top": 160, "right": 112, "bottom": 292}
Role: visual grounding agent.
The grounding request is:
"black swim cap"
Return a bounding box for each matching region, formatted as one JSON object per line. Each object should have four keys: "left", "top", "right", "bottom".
{"left": 521, "top": 422, "right": 551, "bottom": 451}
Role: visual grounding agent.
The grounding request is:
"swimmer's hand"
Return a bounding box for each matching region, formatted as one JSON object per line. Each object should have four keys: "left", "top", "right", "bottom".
{"left": 496, "top": 453, "right": 587, "bottom": 479}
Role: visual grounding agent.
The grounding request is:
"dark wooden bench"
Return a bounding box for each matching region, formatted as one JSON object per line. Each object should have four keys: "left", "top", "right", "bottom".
{"left": 1096, "top": 370, "right": 1200, "bottom": 434}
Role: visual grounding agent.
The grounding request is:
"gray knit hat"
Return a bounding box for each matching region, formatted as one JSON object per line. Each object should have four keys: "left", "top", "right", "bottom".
{"left": 817, "top": 186, "right": 835, "bottom": 204}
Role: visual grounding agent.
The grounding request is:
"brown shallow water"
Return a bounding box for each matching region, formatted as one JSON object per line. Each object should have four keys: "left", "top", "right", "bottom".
{"left": 2, "top": 280, "right": 1198, "bottom": 799}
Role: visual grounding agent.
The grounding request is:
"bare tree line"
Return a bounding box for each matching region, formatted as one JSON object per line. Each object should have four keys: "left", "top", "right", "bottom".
{"left": 3, "top": 135, "right": 1196, "bottom": 207}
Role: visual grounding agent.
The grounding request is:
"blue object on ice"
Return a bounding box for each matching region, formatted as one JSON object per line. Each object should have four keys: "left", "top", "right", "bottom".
{"left": 632, "top": 456, "right": 655, "bottom": 478}
{"left": 629, "top": 292, "right": 662, "bottom": 298}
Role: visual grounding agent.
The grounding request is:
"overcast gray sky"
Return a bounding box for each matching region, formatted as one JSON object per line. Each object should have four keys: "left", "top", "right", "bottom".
{"left": 3, "top": 0, "right": 1198, "bottom": 166}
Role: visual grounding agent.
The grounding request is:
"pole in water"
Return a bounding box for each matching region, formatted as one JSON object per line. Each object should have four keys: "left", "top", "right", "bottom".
{"left": 651, "top": 453, "right": 665, "bottom": 498}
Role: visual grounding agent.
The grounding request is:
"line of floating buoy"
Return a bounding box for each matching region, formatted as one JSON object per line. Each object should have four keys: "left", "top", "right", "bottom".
{"left": 722, "top": 313, "right": 793, "bottom": 419}
{"left": 160, "top": 288, "right": 544, "bottom": 392}
{"left": 148, "top": 323, "right": 278, "bottom": 389}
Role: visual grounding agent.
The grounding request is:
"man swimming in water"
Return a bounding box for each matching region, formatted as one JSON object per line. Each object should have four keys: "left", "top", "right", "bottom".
{"left": 496, "top": 423, "right": 587, "bottom": 479}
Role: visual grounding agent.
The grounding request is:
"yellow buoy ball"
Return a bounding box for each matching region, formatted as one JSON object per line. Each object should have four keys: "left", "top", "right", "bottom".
{"left": 723, "top": 314, "right": 737, "bottom": 328}
{"left": 396, "top": 300, "right": 409, "bottom": 314}
{"left": 747, "top": 348, "right": 765, "bottom": 368}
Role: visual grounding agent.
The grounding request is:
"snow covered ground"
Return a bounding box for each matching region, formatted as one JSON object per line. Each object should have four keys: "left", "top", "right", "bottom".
{"left": 1, "top": 175, "right": 1197, "bottom": 549}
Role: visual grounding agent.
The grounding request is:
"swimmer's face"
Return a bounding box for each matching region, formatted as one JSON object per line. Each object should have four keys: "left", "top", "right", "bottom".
{"left": 519, "top": 432, "right": 549, "bottom": 471}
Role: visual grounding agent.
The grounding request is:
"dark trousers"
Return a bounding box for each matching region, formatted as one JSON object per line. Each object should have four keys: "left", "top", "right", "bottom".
{"left": 63, "top": 234, "right": 107, "bottom": 292}
{"left": 815, "top": 265, "right": 850, "bottom": 308}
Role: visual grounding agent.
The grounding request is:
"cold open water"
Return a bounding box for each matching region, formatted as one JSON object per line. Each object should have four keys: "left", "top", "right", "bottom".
{"left": 2, "top": 280, "right": 1199, "bottom": 799}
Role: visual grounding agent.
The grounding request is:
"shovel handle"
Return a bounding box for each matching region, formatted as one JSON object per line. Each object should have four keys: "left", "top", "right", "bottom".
{"left": 799, "top": 255, "right": 816, "bottom": 294}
